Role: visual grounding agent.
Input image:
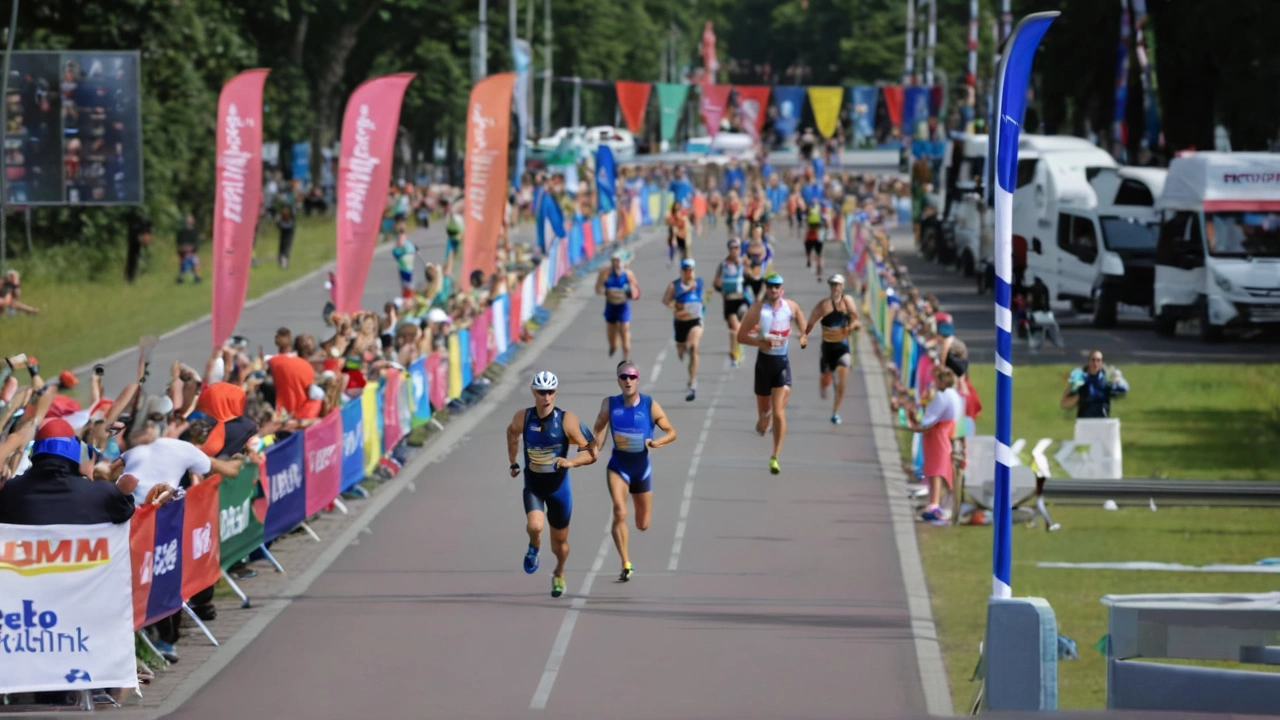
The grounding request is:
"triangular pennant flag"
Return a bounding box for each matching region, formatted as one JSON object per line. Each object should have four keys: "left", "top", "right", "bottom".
{"left": 807, "top": 86, "right": 844, "bottom": 139}
{"left": 732, "top": 85, "right": 771, "bottom": 140}
{"left": 700, "top": 84, "right": 732, "bottom": 137}
{"left": 615, "top": 80, "right": 651, "bottom": 136}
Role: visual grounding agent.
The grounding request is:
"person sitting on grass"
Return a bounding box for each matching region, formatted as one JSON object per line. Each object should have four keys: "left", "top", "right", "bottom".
{"left": 0, "top": 269, "right": 38, "bottom": 315}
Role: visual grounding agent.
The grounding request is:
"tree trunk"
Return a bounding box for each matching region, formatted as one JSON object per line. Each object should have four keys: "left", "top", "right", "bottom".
{"left": 308, "top": 0, "right": 385, "bottom": 188}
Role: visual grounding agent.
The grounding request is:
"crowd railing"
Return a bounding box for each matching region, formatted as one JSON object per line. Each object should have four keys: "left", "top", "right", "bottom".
{"left": 0, "top": 186, "right": 661, "bottom": 700}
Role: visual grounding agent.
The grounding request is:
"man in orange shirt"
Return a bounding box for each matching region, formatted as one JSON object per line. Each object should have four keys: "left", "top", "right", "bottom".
{"left": 267, "top": 328, "right": 317, "bottom": 418}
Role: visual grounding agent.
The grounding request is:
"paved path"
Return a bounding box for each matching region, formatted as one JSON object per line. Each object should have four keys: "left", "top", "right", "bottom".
{"left": 143, "top": 223, "right": 944, "bottom": 719}
{"left": 890, "top": 227, "right": 1280, "bottom": 365}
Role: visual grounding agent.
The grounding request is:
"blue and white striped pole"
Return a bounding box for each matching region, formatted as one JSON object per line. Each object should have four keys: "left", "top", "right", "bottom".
{"left": 990, "top": 11, "right": 1058, "bottom": 600}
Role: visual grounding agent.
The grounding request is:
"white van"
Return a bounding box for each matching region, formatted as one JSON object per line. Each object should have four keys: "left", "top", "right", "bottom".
{"left": 1153, "top": 152, "right": 1280, "bottom": 341}
{"left": 1011, "top": 136, "right": 1172, "bottom": 324}
{"left": 1018, "top": 164, "right": 1166, "bottom": 326}
{"left": 921, "top": 133, "right": 989, "bottom": 273}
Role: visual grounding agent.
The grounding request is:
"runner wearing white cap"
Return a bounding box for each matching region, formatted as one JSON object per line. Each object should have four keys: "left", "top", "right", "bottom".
{"left": 595, "top": 251, "right": 640, "bottom": 362}
{"left": 803, "top": 273, "right": 861, "bottom": 425}
{"left": 713, "top": 237, "right": 749, "bottom": 367}
{"left": 662, "top": 258, "right": 706, "bottom": 402}
{"left": 737, "top": 272, "right": 807, "bottom": 474}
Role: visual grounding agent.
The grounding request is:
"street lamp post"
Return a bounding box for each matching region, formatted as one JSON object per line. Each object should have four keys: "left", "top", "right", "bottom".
{"left": 0, "top": 0, "right": 19, "bottom": 274}
{"left": 541, "top": 0, "right": 551, "bottom": 136}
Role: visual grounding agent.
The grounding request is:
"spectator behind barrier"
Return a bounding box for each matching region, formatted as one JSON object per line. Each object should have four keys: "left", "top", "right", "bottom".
{"left": 0, "top": 416, "right": 137, "bottom": 525}
{"left": 0, "top": 164, "right": 674, "bottom": 688}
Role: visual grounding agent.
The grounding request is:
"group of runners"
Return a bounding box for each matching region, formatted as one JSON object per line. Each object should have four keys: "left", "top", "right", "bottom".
{"left": 509, "top": 163, "right": 861, "bottom": 597}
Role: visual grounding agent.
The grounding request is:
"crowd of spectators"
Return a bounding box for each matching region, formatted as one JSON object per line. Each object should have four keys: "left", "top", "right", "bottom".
{"left": 2, "top": 150, "right": 934, "bottom": 706}
{"left": 0, "top": 155, "right": 654, "bottom": 706}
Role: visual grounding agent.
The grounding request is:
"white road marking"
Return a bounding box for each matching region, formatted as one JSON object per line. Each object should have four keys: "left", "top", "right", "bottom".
{"left": 529, "top": 518, "right": 613, "bottom": 710}
{"left": 531, "top": 334, "right": 676, "bottom": 710}
{"left": 857, "top": 329, "right": 954, "bottom": 716}
{"left": 155, "top": 226, "right": 663, "bottom": 720}
{"left": 644, "top": 346, "right": 669, "bottom": 391}
{"left": 667, "top": 360, "right": 731, "bottom": 571}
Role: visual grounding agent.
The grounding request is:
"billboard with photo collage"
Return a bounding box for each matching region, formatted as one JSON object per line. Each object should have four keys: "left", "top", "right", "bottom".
{"left": 3, "top": 50, "right": 143, "bottom": 205}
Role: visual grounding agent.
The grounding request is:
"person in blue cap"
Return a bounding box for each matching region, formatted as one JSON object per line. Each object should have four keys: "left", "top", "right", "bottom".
{"left": 737, "top": 271, "right": 808, "bottom": 474}
{"left": 662, "top": 257, "right": 706, "bottom": 402}
{"left": 595, "top": 250, "right": 641, "bottom": 362}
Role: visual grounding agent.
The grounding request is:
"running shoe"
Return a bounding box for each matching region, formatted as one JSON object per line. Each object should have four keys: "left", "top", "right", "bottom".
{"left": 686, "top": 387, "right": 696, "bottom": 402}
{"left": 551, "top": 575, "right": 565, "bottom": 598}
{"left": 523, "top": 545, "right": 540, "bottom": 574}
{"left": 769, "top": 456, "right": 780, "bottom": 475}
{"left": 619, "top": 562, "right": 634, "bottom": 582}
{"left": 831, "top": 413, "right": 842, "bottom": 425}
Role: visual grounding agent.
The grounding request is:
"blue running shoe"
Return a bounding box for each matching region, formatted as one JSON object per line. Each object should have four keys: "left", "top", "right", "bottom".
{"left": 523, "top": 545, "right": 540, "bottom": 574}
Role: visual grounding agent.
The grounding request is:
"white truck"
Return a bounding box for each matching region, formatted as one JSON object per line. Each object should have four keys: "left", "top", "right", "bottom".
{"left": 920, "top": 133, "right": 995, "bottom": 276}
{"left": 1013, "top": 135, "right": 1170, "bottom": 326}
{"left": 1018, "top": 164, "right": 1167, "bottom": 326}
{"left": 1153, "top": 152, "right": 1280, "bottom": 341}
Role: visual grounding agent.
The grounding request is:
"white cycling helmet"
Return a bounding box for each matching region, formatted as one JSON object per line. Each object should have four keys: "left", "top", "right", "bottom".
{"left": 531, "top": 371, "right": 559, "bottom": 391}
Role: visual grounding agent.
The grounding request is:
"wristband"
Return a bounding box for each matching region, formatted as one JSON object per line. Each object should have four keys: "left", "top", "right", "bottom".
{"left": 509, "top": 462, "right": 519, "bottom": 470}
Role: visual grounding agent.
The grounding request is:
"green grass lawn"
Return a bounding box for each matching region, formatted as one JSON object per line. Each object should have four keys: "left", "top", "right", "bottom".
{"left": 918, "top": 505, "right": 1280, "bottom": 710}
{"left": 2, "top": 217, "right": 336, "bottom": 376}
{"left": 964, "top": 363, "right": 1280, "bottom": 480}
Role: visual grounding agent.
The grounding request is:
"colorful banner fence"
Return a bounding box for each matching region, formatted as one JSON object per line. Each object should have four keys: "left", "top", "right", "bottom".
{"left": 0, "top": 196, "right": 649, "bottom": 695}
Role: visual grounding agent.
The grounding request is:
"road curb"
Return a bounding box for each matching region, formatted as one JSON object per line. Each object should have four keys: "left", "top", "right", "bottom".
{"left": 858, "top": 319, "right": 955, "bottom": 716}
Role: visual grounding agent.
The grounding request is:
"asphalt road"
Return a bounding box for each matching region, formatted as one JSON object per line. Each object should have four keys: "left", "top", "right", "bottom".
{"left": 890, "top": 227, "right": 1280, "bottom": 365}
{"left": 152, "top": 223, "right": 932, "bottom": 719}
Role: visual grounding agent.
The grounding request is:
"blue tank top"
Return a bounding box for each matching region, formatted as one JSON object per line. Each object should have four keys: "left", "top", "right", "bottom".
{"left": 603, "top": 269, "right": 631, "bottom": 305}
{"left": 523, "top": 407, "right": 569, "bottom": 475}
{"left": 720, "top": 260, "right": 744, "bottom": 298}
{"left": 608, "top": 393, "right": 654, "bottom": 455}
{"left": 673, "top": 277, "right": 704, "bottom": 319}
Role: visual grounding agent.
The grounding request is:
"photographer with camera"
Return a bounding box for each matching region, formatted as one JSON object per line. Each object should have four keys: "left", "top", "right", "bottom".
{"left": 1061, "top": 349, "right": 1129, "bottom": 419}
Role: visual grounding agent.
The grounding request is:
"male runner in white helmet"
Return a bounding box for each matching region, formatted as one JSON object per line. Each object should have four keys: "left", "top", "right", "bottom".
{"left": 505, "top": 371, "right": 597, "bottom": 598}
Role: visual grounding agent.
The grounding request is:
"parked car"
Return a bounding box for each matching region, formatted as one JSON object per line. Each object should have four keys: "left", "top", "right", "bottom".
{"left": 584, "top": 125, "right": 636, "bottom": 160}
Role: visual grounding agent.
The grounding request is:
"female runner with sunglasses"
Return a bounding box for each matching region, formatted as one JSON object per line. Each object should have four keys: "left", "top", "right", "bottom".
{"left": 589, "top": 361, "right": 677, "bottom": 582}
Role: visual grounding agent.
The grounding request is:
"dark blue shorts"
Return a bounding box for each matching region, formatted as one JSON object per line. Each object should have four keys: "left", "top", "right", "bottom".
{"left": 523, "top": 471, "right": 573, "bottom": 529}
{"left": 604, "top": 302, "right": 631, "bottom": 324}
{"left": 398, "top": 269, "right": 413, "bottom": 286}
{"left": 608, "top": 452, "right": 652, "bottom": 494}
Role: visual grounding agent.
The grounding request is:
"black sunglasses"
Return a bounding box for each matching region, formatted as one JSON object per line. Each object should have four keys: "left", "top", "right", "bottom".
{"left": 535, "top": 389, "right": 555, "bottom": 396}
{"left": 617, "top": 374, "right": 639, "bottom": 381}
